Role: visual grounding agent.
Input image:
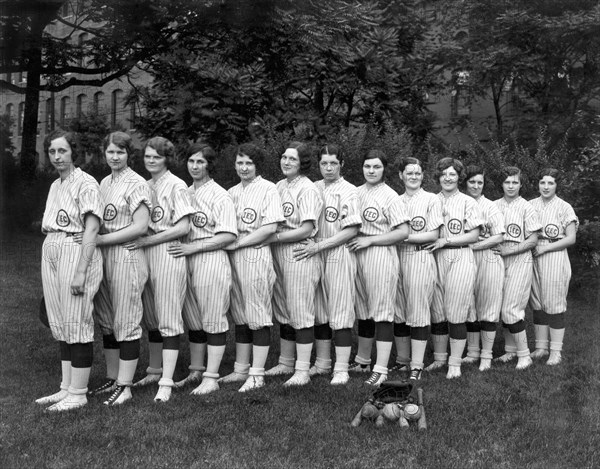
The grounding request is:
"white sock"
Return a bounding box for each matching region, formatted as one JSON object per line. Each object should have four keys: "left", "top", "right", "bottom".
{"left": 70, "top": 366, "right": 91, "bottom": 394}
{"left": 189, "top": 342, "right": 207, "bottom": 372}
{"left": 314, "top": 339, "right": 332, "bottom": 370}
{"left": 116, "top": 359, "right": 138, "bottom": 387}
{"left": 60, "top": 360, "right": 71, "bottom": 391}
{"left": 148, "top": 342, "right": 163, "bottom": 370}
{"left": 251, "top": 345, "right": 269, "bottom": 371}
{"left": 333, "top": 346, "right": 351, "bottom": 372}
{"left": 480, "top": 330, "right": 496, "bottom": 360}
{"left": 504, "top": 328, "right": 517, "bottom": 354}
{"left": 355, "top": 336, "right": 374, "bottom": 365}
{"left": 235, "top": 342, "right": 252, "bottom": 368}
{"left": 104, "top": 348, "right": 120, "bottom": 381}
{"left": 206, "top": 344, "right": 226, "bottom": 377}
{"left": 162, "top": 349, "right": 179, "bottom": 381}
{"left": 296, "top": 342, "right": 313, "bottom": 368}
{"left": 534, "top": 324, "right": 549, "bottom": 351}
{"left": 373, "top": 341, "right": 392, "bottom": 374}
{"left": 278, "top": 339, "right": 296, "bottom": 368}
{"left": 466, "top": 332, "right": 480, "bottom": 358}
{"left": 410, "top": 339, "right": 427, "bottom": 370}
{"left": 431, "top": 334, "right": 448, "bottom": 363}
{"left": 449, "top": 337, "right": 466, "bottom": 364}
{"left": 394, "top": 335, "right": 411, "bottom": 364}
{"left": 513, "top": 330, "right": 530, "bottom": 356}
{"left": 549, "top": 328, "right": 565, "bottom": 352}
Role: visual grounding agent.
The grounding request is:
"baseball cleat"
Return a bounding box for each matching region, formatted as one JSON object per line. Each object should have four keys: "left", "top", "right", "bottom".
{"left": 330, "top": 371, "right": 349, "bottom": 386}
{"left": 154, "top": 385, "right": 172, "bottom": 402}
{"left": 494, "top": 352, "right": 516, "bottom": 363}
{"left": 446, "top": 365, "right": 461, "bottom": 379}
{"left": 365, "top": 372, "right": 387, "bottom": 387}
{"left": 424, "top": 361, "right": 446, "bottom": 372}
{"left": 283, "top": 370, "right": 310, "bottom": 387}
{"left": 46, "top": 395, "right": 87, "bottom": 412}
{"left": 103, "top": 385, "right": 132, "bottom": 406}
{"left": 409, "top": 368, "right": 423, "bottom": 381}
{"left": 264, "top": 364, "right": 294, "bottom": 376}
{"left": 479, "top": 359, "right": 492, "bottom": 372}
{"left": 238, "top": 376, "right": 265, "bottom": 393}
{"left": 516, "top": 356, "right": 533, "bottom": 370}
{"left": 218, "top": 371, "right": 249, "bottom": 384}
{"left": 35, "top": 390, "right": 68, "bottom": 405}
{"left": 348, "top": 362, "right": 371, "bottom": 373}
{"left": 133, "top": 374, "right": 161, "bottom": 387}
{"left": 309, "top": 365, "right": 331, "bottom": 377}
{"left": 173, "top": 371, "right": 203, "bottom": 388}
{"left": 546, "top": 351, "right": 562, "bottom": 366}
{"left": 530, "top": 349, "right": 549, "bottom": 359}
{"left": 388, "top": 363, "right": 409, "bottom": 373}
{"left": 461, "top": 356, "right": 479, "bottom": 365}
{"left": 190, "top": 378, "right": 219, "bottom": 396}
{"left": 87, "top": 379, "right": 116, "bottom": 397}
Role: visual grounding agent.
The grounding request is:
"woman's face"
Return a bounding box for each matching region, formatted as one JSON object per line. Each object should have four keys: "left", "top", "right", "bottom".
{"left": 144, "top": 146, "right": 167, "bottom": 176}
{"left": 319, "top": 153, "right": 342, "bottom": 183}
{"left": 281, "top": 148, "right": 301, "bottom": 179}
{"left": 503, "top": 174, "right": 522, "bottom": 199}
{"left": 539, "top": 175, "right": 557, "bottom": 200}
{"left": 235, "top": 154, "right": 257, "bottom": 183}
{"left": 48, "top": 137, "right": 74, "bottom": 172}
{"left": 187, "top": 152, "right": 209, "bottom": 181}
{"left": 105, "top": 142, "right": 128, "bottom": 173}
{"left": 401, "top": 164, "right": 423, "bottom": 191}
{"left": 440, "top": 166, "right": 459, "bottom": 193}
{"left": 363, "top": 158, "right": 384, "bottom": 186}
{"left": 466, "top": 174, "right": 484, "bottom": 199}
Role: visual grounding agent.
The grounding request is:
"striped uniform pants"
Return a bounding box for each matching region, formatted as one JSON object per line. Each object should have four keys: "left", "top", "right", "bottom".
{"left": 500, "top": 243, "right": 533, "bottom": 324}
{"left": 41, "top": 232, "right": 103, "bottom": 344}
{"left": 530, "top": 240, "right": 570, "bottom": 315}
{"left": 467, "top": 248, "right": 504, "bottom": 323}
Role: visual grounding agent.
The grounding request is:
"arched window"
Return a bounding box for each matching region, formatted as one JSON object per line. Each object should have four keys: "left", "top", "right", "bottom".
{"left": 17, "top": 102, "right": 24, "bottom": 136}
{"left": 5, "top": 103, "right": 13, "bottom": 120}
{"left": 93, "top": 91, "right": 104, "bottom": 115}
{"left": 76, "top": 94, "right": 87, "bottom": 118}
{"left": 46, "top": 98, "right": 55, "bottom": 132}
{"left": 60, "top": 96, "right": 70, "bottom": 127}
{"left": 111, "top": 89, "right": 123, "bottom": 127}
{"left": 78, "top": 33, "right": 88, "bottom": 66}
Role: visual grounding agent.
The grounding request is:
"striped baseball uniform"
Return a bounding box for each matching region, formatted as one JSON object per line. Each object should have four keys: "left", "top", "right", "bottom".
{"left": 183, "top": 179, "right": 237, "bottom": 334}
{"left": 228, "top": 176, "right": 283, "bottom": 330}
{"left": 395, "top": 189, "right": 443, "bottom": 327}
{"left": 272, "top": 175, "right": 323, "bottom": 330}
{"left": 431, "top": 191, "right": 483, "bottom": 324}
{"left": 529, "top": 196, "right": 578, "bottom": 314}
{"left": 141, "top": 170, "right": 195, "bottom": 337}
{"left": 355, "top": 183, "right": 408, "bottom": 323}
{"left": 494, "top": 196, "right": 542, "bottom": 324}
{"left": 41, "top": 168, "right": 104, "bottom": 344}
{"left": 93, "top": 168, "right": 151, "bottom": 342}
{"left": 314, "top": 177, "right": 361, "bottom": 330}
{"left": 467, "top": 195, "right": 505, "bottom": 323}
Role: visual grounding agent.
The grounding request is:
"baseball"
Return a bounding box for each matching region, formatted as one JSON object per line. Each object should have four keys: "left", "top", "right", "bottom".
{"left": 361, "top": 402, "right": 380, "bottom": 420}
{"left": 403, "top": 403, "right": 421, "bottom": 420}
{"left": 382, "top": 403, "right": 402, "bottom": 422}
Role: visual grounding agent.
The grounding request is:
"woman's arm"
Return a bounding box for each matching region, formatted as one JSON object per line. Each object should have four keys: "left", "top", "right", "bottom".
{"left": 425, "top": 227, "right": 480, "bottom": 252}
{"left": 167, "top": 231, "right": 237, "bottom": 257}
{"left": 347, "top": 223, "right": 409, "bottom": 252}
{"left": 533, "top": 222, "right": 576, "bottom": 257}
{"left": 263, "top": 220, "right": 315, "bottom": 246}
{"left": 124, "top": 217, "right": 190, "bottom": 250}
{"left": 494, "top": 232, "right": 539, "bottom": 257}
{"left": 407, "top": 227, "right": 440, "bottom": 245}
{"left": 224, "top": 223, "right": 278, "bottom": 250}
{"left": 471, "top": 233, "right": 504, "bottom": 251}
{"left": 96, "top": 205, "right": 150, "bottom": 246}
{"left": 71, "top": 213, "right": 100, "bottom": 295}
{"left": 293, "top": 225, "right": 359, "bottom": 260}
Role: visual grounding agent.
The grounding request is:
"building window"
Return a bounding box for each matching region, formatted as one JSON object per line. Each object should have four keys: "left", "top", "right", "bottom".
{"left": 60, "top": 96, "right": 70, "bottom": 127}
{"left": 111, "top": 89, "right": 123, "bottom": 127}
{"left": 76, "top": 94, "right": 87, "bottom": 118}
{"left": 6, "top": 72, "right": 13, "bottom": 84}
{"left": 46, "top": 98, "right": 55, "bottom": 132}
{"left": 18, "top": 72, "right": 27, "bottom": 84}
{"left": 5, "top": 103, "right": 13, "bottom": 120}
{"left": 17, "top": 102, "right": 24, "bottom": 136}
{"left": 93, "top": 91, "right": 104, "bottom": 115}
{"left": 60, "top": 2, "right": 69, "bottom": 17}
{"left": 78, "top": 33, "right": 88, "bottom": 67}
{"left": 450, "top": 88, "right": 471, "bottom": 118}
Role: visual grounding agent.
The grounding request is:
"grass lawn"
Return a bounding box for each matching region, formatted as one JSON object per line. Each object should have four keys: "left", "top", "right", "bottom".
{"left": 1, "top": 232, "right": 599, "bottom": 468}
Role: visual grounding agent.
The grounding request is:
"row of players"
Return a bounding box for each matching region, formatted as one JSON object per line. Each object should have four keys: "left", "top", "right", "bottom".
{"left": 35, "top": 129, "right": 577, "bottom": 411}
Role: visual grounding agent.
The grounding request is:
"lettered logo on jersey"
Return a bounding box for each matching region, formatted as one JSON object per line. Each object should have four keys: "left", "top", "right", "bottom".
{"left": 151, "top": 206, "right": 164, "bottom": 223}
{"left": 282, "top": 202, "right": 294, "bottom": 218}
{"left": 103, "top": 204, "right": 117, "bottom": 221}
{"left": 544, "top": 224, "right": 559, "bottom": 239}
{"left": 325, "top": 206, "right": 339, "bottom": 223}
{"left": 506, "top": 223, "right": 522, "bottom": 238}
{"left": 56, "top": 209, "right": 70, "bottom": 227}
{"left": 192, "top": 212, "right": 208, "bottom": 228}
{"left": 447, "top": 218, "right": 462, "bottom": 235}
{"left": 410, "top": 216, "right": 426, "bottom": 232}
{"left": 241, "top": 208, "right": 257, "bottom": 224}
{"left": 363, "top": 207, "right": 379, "bottom": 223}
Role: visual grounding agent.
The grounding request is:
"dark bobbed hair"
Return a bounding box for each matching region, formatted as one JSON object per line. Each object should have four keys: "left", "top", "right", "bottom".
{"left": 398, "top": 157, "right": 423, "bottom": 173}
{"left": 318, "top": 144, "right": 344, "bottom": 164}
{"left": 435, "top": 157, "right": 467, "bottom": 184}
{"left": 145, "top": 136, "right": 176, "bottom": 168}
{"left": 103, "top": 131, "right": 136, "bottom": 158}
{"left": 44, "top": 129, "right": 84, "bottom": 166}
{"left": 282, "top": 141, "right": 311, "bottom": 173}
{"left": 538, "top": 167, "right": 561, "bottom": 185}
{"left": 463, "top": 165, "right": 486, "bottom": 188}
{"left": 362, "top": 149, "right": 389, "bottom": 181}
{"left": 500, "top": 166, "right": 522, "bottom": 182}
{"left": 237, "top": 143, "right": 265, "bottom": 172}
{"left": 188, "top": 142, "right": 217, "bottom": 176}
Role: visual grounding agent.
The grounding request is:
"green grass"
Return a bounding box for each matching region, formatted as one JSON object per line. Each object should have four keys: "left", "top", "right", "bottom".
{"left": 1, "top": 232, "right": 599, "bottom": 468}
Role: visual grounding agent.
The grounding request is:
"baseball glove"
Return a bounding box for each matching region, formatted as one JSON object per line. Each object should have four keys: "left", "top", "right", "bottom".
{"left": 372, "top": 380, "right": 416, "bottom": 405}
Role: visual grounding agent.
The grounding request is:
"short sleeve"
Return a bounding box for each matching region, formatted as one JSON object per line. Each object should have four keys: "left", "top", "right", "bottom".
{"left": 78, "top": 186, "right": 104, "bottom": 225}
{"left": 261, "top": 185, "right": 284, "bottom": 225}
{"left": 127, "top": 182, "right": 152, "bottom": 214}
{"left": 297, "top": 186, "right": 323, "bottom": 223}
{"left": 214, "top": 195, "right": 238, "bottom": 235}
{"left": 387, "top": 196, "right": 409, "bottom": 229}
{"left": 425, "top": 196, "right": 443, "bottom": 231}
{"left": 172, "top": 186, "right": 195, "bottom": 223}
{"left": 523, "top": 202, "right": 542, "bottom": 237}
{"left": 464, "top": 197, "right": 484, "bottom": 232}
{"left": 488, "top": 204, "right": 505, "bottom": 236}
{"left": 340, "top": 191, "right": 361, "bottom": 229}
{"left": 561, "top": 203, "right": 579, "bottom": 232}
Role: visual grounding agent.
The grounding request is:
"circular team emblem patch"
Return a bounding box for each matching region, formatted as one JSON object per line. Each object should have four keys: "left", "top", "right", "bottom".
{"left": 151, "top": 206, "right": 164, "bottom": 223}
{"left": 506, "top": 223, "right": 522, "bottom": 238}
{"left": 447, "top": 218, "right": 463, "bottom": 235}
{"left": 544, "top": 224, "right": 559, "bottom": 239}
{"left": 363, "top": 207, "right": 379, "bottom": 223}
{"left": 241, "top": 208, "right": 257, "bottom": 224}
{"left": 325, "top": 206, "right": 339, "bottom": 223}
{"left": 282, "top": 202, "right": 294, "bottom": 218}
{"left": 56, "top": 209, "right": 70, "bottom": 227}
{"left": 410, "top": 216, "right": 426, "bottom": 232}
{"left": 192, "top": 212, "right": 208, "bottom": 228}
{"left": 103, "top": 204, "right": 117, "bottom": 221}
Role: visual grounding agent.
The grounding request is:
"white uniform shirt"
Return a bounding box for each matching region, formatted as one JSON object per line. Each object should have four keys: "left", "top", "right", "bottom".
{"left": 315, "top": 177, "right": 361, "bottom": 239}
{"left": 530, "top": 196, "right": 578, "bottom": 240}
{"left": 495, "top": 196, "right": 542, "bottom": 242}
{"left": 438, "top": 191, "right": 484, "bottom": 237}
{"left": 356, "top": 183, "right": 408, "bottom": 235}
{"left": 400, "top": 188, "right": 443, "bottom": 236}
{"left": 276, "top": 175, "right": 323, "bottom": 237}
{"left": 187, "top": 179, "right": 237, "bottom": 241}
{"left": 147, "top": 170, "right": 194, "bottom": 233}
{"left": 475, "top": 195, "right": 505, "bottom": 240}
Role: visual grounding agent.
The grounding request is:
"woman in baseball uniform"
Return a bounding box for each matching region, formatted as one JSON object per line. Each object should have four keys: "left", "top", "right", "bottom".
{"left": 127, "top": 137, "right": 195, "bottom": 403}
{"left": 392, "top": 157, "right": 443, "bottom": 381}
{"left": 292, "top": 144, "right": 361, "bottom": 386}
{"left": 425, "top": 158, "right": 482, "bottom": 379}
{"left": 462, "top": 165, "right": 505, "bottom": 372}
{"left": 167, "top": 143, "right": 237, "bottom": 396}
{"left": 348, "top": 149, "right": 409, "bottom": 387}
{"left": 492, "top": 166, "right": 541, "bottom": 370}
{"left": 218, "top": 143, "right": 283, "bottom": 392}
{"left": 36, "top": 130, "right": 103, "bottom": 411}
{"left": 263, "top": 141, "right": 323, "bottom": 387}
{"left": 529, "top": 168, "right": 577, "bottom": 365}
{"left": 87, "top": 132, "right": 151, "bottom": 406}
